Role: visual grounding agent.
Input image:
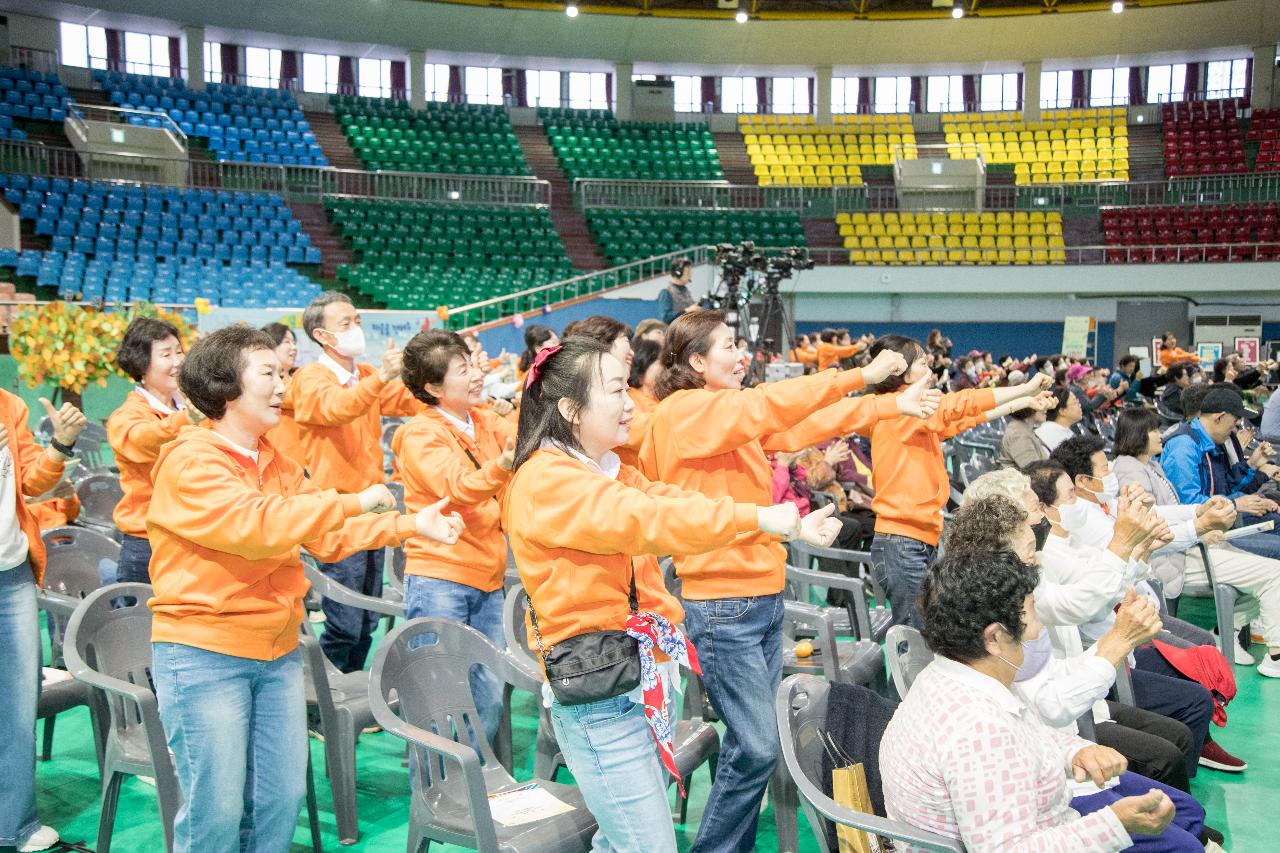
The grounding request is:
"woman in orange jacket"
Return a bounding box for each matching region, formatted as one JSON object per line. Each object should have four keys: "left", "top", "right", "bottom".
{"left": 0, "top": 392, "right": 85, "bottom": 853}
{"left": 790, "top": 332, "right": 819, "bottom": 371}
{"left": 106, "top": 317, "right": 203, "bottom": 585}
{"left": 147, "top": 326, "right": 463, "bottom": 853}
{"left": 392, "top": 329, "right": 516, "bottom": 743}
{"left": 562, "top": 315, "right": 655, "bottom": 467}
{"left": 504, "top": 337, "right": 813, "bottom": 853}
{"left": 638, "top": 309, "right": 940, "bottom": 853}
{"left": 260, "top": 322, "right": 306, "bottom": 470}
{"left": 855, "top": 333, "right": 1053, "bottom": 631}
{"left": 816, "top": 328, "right": 863, "bottom": 371}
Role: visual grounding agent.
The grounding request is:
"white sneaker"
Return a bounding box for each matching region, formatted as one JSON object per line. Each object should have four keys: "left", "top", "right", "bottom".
{"left": 1258, "top": 654, "right": 1280, "bottom": 678}
{"left": 17, "top": 825, "right": 59, "bottom": 852}
{"left": 1235, "top": 640, "right": 1257, "bottom": 666}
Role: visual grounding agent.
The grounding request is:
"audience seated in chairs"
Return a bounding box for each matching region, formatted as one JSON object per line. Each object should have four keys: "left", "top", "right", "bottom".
{"left": 1036, "top": 384, "right": 1082, "bottom": 452}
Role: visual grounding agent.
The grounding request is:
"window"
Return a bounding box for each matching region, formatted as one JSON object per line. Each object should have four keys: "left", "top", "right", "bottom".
{"left": 770, "top": 77, "right": 810, "bottom": 115}
{"left": 1040, "top": 69, "right": 1074, "bottom": 109}
{"left": 672, "top": 75, "right": 701, "bottom": 112}
{"left": 926, "top": 75, "right": 964, "bottom": 113}
{"left": 721, "top": 77, "right": 759, "bottom": 114}
{"left": 1146, "top": 64, "right": 1186, "bottom": 104}
{"left": 568, "top": 72, "right": 609, "bottom": 110}
{"left": 203, "top": 42, "right": 222, "bottom": 84}
{"left": 631, "top": 74, "right": 657, "bottom": 82}
{"left": 526, "top": 70, "right": 561, "bottom": 108}
{"left": 831, "top": 77, "right": 861, "bottom": 114}
{"left": 424, "top": 63, "right": 449, "bottom": 103}
{"left": 465, "top": 66, "right": 502, "bottom": 105}
{"left": 302, "top": 53, "right": 340, "bottom": 94}
{"left": 358, "top": 58, "right": 392, "bottom": 98}
{"left": 60, "top": 22, "right": 108, "bottom": 70}
{"left": 1090, "top": 67, "right": 1129, "bottom": 107}
{"left": 980, "top": 73, "right": 1019, "bottom": 111}
{"left": 244, "top": 47, "right": 282, "bottom": 89}
{"left": 123, "top": 32, "right": 170, "bottom": 78}
{"left": 1205, "top": 59, "right": 1248, "bottom": 99}
{"left": 874, "top": 76, "right": 912, "bottom": 113}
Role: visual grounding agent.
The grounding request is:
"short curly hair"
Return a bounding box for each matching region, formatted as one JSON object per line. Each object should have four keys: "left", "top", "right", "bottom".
{"left": 1050, "top": 435, "right": 1107, "bottom": 483}
{"left": 921, "top": 550, "right": 1039, "bottom": 663}
{"left": 943, "top": 495, "right": 1027, "bottom": 557}
{"left": 961, "top": 469, "right": 1030, "bottom": 508}
{"left": 178, "top": 325, "right": 275, "bottom": 421}
{"left": 116, "top": 317, "right": 182, "bottom": 382}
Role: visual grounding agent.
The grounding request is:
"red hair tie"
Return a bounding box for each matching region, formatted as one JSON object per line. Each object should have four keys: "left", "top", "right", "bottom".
{"left": 525, "top": 344, "right": 562, "bottom": 390}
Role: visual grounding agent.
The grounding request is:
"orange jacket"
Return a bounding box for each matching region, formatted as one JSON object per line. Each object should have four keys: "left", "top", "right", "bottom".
{"left": 1160, "top": 346, "right": 1198, "bottom": 369}
{"left": 853, "top": 387, "right": 997, "bottom": 546}
{"left": 616, "top": 387, "right": 658, "bottom": 469}
{"left": 28, "top": 495, "right": 80, "bottom": 530}
{"left": 284, "top": 361, "right": 423, "bottom": 492}
{"left": 638, "top": 368, "right": 900, "bottom": 600}
{"left": 504, "top": 446, "right": 761, "bottom": 650}
{"left": 791, "top": 346, "right": 819, "bottom": 367}
{"left": 106, "top": 391, "right": 191, "bottom": 537}
{"left": 146, "top": 427, "right": 420, "bottom": 660}
{"left": 392, "top": 406, "right": 515, "bottom": 591}
{"left": 0, "top": 390, "right": 67, "bottom": 584}
{"left": 817, "top": 342, "right": 861, "bottom": 371}
{"left": 263, "top": 375, "right": 307, "bottom": 470}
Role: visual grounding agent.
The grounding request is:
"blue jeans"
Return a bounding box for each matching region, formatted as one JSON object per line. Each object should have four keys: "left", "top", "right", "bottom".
{"left": 869, "top": 532, "right": 936, "bottom": 629}
{"left": 1230, "top": 511, "right": 1280, "bottom": 561}
{"left": 682, "top": 592, "right": 784, "bottom": 853}
{"left": 317, "top": 548, "right": 384, "bottom": 673}
{"left": 152, "top": 643, "right": 308, "bottom": 853}
{"left": 549, "top": 692, "right": 675, "bottom": 853}
{"left": 0, "top": 562, "right": 41, "bottom": 848}
{"left": 116, "top": 533, "right": 153, "bottom": 584}
{"left": 1071, "top": 771, "right": 1204, "bottom": 852}
{"left": 404, "top": 575, "right": 505, "bottom": 742}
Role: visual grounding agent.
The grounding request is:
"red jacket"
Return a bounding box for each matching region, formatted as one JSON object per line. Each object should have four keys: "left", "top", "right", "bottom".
{"left": 1152, "top": 639, "right": 1236, "bottom": 726}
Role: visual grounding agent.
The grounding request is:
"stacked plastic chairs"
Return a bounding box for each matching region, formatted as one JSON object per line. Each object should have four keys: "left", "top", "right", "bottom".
{"left": 1, "top": 174, "right": 323, "bottom": 306}
{"left": 1101, "top": 202, "right": 1280, "bottom": 262}
{"left": 942, "top": 108, "right": 1129, "bottom": 184}
{"left": 740, "top": 114, "right": 917, "bottom": 186}
{"left": 92, "top": 71, "right": 327, "bottom": 167}
{"left": 1161, "top": 99, "right": 1246, "bottom": 177}
{"left": 540, "top": 107, "right": 723, "bottom": 181}
{"left": 0, "top": 65, "right": 68, "bottom": 136}
{"left": 333, "top": 96, "right": 528, "bottom": 175}
{"left": 839, "top": 210, "right": 1066, "bottom": 265}
{"left": 585, "top": 208, "right": 805, "bottom": 266}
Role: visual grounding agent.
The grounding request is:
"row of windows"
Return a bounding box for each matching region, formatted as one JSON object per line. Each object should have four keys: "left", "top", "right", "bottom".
{"left": 58, "top": 23, "right": 1251, "bottom": 112}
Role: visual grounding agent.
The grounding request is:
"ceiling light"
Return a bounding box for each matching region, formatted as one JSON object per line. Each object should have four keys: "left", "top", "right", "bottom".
{"left": 951, "top": 3, "right": 964, "bottom": 18}
{"left": 1111, "top": 0, "right": 1123, "bottom": 11}
{"left": 565, "top": 3, "right": 579, "bottom": 16}
{"left": 735, "top": 9, "right": 748, "bottom": 23}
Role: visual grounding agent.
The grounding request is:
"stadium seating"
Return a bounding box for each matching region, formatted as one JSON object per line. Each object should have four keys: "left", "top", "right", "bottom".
{"left": 1, "top": 174, "right": 323, "bottom": 305}
{"left": 0, "top": 65, "right": 68, "bottom": 136}
{"left": 1100, "top": 202, "right": 1280, "bottom": 262}
{"left": 942, "top": 108, "right": 1128, "bottom": 184}
{"left": 740, "top": 114, "right": 916, "bottom": 186}
{"left": 838, "top": 210, "right": 1066, "bottom": 265}
{"left": 1161, "top": 99, "right": 1246, "bottom": 177}
{"left": 326, "top": 198, "right": 572, "bottom": 310}
{"left": 541, "top": 108, "right": 723, "bottom": 181}
{"left": 92, "top": 71, "right": 328, "bottom": 167}
{"left": 1247, "top": 108, "right": 1280, "bottom": 173}
{"left": 333, "top": 96, "right": 528, "bottom": 175}
{"left": 585, "top": 208, "right": 805, "bottom": 266}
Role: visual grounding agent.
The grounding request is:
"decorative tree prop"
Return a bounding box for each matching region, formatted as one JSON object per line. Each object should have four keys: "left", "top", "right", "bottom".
{"left": 9, "top": 302, "right": 198, "bottom": 409}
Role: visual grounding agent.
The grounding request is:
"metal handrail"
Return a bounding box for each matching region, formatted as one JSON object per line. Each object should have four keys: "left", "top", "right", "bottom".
{"left": 67, "top": 102, "right": 189, "bottom": 150}
{"left": 809, "top": 241, "right": 1280, "bottom": 265}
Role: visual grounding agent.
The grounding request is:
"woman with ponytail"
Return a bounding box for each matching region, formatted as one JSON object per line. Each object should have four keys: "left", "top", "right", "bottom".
{"left": 503, "top": 336, "right": 810, "bottom": 852}
{"left": 515, "top": 324, "right": 560, "bottom": 387}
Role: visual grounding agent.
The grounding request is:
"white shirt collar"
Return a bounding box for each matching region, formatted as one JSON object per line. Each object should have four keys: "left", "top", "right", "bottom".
{"left": 540, "top": 438, "right": 621, "bottom": 480}
{"left": 212, "top": 430, "right": 260, "bottom": 464}
{"left": 928, "top": 656, "right": 1025, "bottom": 718}
{"left": 433, "top": 405, "right": 475, "bottom": 439}
{"left": 317, "top": 353, "right": 357, "bottom": 387}
{"left": 135, "top": 385, "right": 182, "bottom": 415}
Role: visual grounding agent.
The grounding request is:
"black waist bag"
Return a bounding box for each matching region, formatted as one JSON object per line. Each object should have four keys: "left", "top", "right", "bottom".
{"left": 528, "top": 570, "right": 640, "bottom": 706}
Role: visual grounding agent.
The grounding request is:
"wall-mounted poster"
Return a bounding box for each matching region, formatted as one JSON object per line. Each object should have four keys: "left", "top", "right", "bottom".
{"left": 1235, "top": 337, "right": 1260, "bottom": 363}
{"left": 1197, "top": 342, "right": 1223, "bottom": 367}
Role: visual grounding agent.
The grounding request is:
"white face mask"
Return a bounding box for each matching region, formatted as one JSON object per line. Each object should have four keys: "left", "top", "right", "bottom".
{"left": 1094, "top": 472, "right": 1120, "bottom": 501}
{"left": 326, "top": 326, "right": 366, "bottom": 358}
{"left": 1057, "top": 500, "right": 1091, "bottom": 532}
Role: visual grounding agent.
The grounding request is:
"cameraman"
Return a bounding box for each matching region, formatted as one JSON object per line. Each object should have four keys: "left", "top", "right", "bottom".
{"left": 657, "top": 257, "right": 696, "bottom": 324}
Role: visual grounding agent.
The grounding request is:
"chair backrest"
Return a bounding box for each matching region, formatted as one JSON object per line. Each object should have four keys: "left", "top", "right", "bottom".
{"left": 775, "top": 675, "right": 964, "bottom": 853}
{"left": 75, "top": 472, "right": 124, "bottom": 530}
{"left": 40, "top": 418, "right": 109, "bottom": 467}
{"left": 41, "top": 525, "right": 118, "bottom": 600}
{"left": 501, "top": 582, "right": 540, "bottom": 674}
{"left": 884, "top": 624, "right": 934, "bottom": 698}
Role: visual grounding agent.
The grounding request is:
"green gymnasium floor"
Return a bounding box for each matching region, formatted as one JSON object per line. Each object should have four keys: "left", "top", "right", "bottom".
{"left": 17, "top": 599, "right": 1279, "bottom": 853}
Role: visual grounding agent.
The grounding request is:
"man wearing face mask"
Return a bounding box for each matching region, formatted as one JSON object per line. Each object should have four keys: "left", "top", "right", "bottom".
{"left": 285, "top": 291, "right": 424, "bottom": 672}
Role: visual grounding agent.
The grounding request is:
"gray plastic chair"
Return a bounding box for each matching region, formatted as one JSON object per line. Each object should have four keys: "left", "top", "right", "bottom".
{"left": 74, "top": 472, "right": 125, "bottom": 538}
{"left": 61, "top": 583, "right": 181, "bottom": 853}
{"left": 302, "top": 557, "right": 405, "bottom": 844}
{"left": 1179, "top": 543, "right": 1239, "bottom": 665}
{"left": 774, "top": 674, "right": 965, "bottom": 853}
{"left": 884, "top": 624, "right": 935, "bottom": 699}
{"left": 39, "top": 418, "right": 110, "bottom": 469}
{"left": 501, "top": 583, "right": 563, "bottom": 781}
{"left": 787, "top": 542, "right": 891, "bottom": 643}
{"left": 782, "top": 599, "right": 882, "bottom": 689}
{"left": 382, "top": 482, "right": 408, "bottom": 610}
{"left": 369, "top": 617, "right": 597, "bottom": 853}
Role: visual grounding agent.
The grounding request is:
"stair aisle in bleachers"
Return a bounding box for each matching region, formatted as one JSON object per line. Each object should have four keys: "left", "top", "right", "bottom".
{"left": 514, "top": 125, "right": 607, "bottom": 272}
{"left": 711, "top": 131, "right": 758, "bottom": 185}
{"left": 288, "top": 201, "right": 356, "bottom": 280}
{"left": 303, "top": 109, "right": 364, "bottom": 172}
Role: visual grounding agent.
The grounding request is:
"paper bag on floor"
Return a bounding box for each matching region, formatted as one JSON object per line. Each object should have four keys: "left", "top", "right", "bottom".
{"left": 832, "top": 762, "right": 881, "bottom": 853}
